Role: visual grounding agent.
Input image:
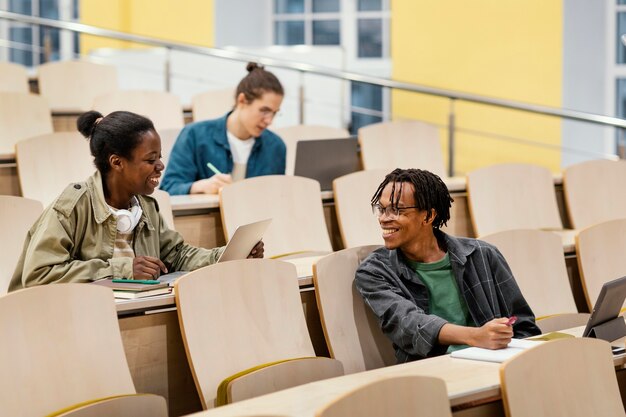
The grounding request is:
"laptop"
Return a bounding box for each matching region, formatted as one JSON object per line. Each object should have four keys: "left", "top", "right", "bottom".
{"left": 582, "top": 275, "right": 626, "bottom": 345}
{"left": 293, "top": 137, "right": 362, "bottom": 191}
{"left": 159, "top": 218, "right": 272, "bottom": 285}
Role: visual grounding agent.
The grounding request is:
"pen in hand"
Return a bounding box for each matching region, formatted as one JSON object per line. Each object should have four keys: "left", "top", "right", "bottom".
{"left": 207, "top": 162, "right": 222, "bottom": 175}
{"left": 505, "top": 316, "right": 517, "bottom": 326}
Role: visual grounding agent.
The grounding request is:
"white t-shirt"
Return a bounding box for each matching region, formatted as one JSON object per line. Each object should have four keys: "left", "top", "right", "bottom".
{"left": 226, "top": 130, "right": 255, "bottom": 164}
{"left": 226, "top": 130, "right": 255, "bottom": 181}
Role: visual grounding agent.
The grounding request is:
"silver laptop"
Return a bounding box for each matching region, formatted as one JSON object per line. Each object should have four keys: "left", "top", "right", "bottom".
{"left": 160, "top": 218, "right": 272, "bottom": 285}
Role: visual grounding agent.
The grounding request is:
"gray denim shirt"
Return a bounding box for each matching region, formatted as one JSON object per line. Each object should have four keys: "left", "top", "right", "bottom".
{"left": 355, "top": 230, "right": 540, "bottom": 362}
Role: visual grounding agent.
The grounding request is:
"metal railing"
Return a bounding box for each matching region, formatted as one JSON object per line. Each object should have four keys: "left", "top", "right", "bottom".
{"left": 2, "top": 10, "right": 625, "bottom": 176}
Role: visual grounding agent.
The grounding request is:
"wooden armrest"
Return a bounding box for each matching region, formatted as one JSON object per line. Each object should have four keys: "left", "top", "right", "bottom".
{"left": 217, "top": 357, "right": 344, "bottom": 406}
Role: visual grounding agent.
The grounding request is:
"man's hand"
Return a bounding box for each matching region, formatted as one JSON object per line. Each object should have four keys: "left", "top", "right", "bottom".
{"left": 247, "top": 241, "right": 264, "bottom": 259}
{"left": 190, "top": 174, "right": 232, "bottom": 194}
{"left": 133, "top": 256, "right": 168, "bottom": 279}
{"left": 468, "top": 318, "right": 514, "bottom": 349}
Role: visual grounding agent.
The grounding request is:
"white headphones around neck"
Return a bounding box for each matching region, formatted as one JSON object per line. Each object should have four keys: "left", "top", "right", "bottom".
{"left": 111, "top": 197, "right": 143, "bottom": 233}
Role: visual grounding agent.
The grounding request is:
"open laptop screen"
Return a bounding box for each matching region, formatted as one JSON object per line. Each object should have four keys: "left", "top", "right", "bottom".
{"left": 293, "top": 137, "right": 361, "bottom": 191}
{"left": 582, "top": 275, "right": 626, "bottom": 341}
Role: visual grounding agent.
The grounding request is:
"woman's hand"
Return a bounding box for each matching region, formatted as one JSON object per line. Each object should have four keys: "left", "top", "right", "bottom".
{"left": 190, "top": 174, "right": 232, "bottom": 194}
{"left": 133, "top": 256, "right": 168, "bottom": 279}
{"left": 247, "top": 241, "right": 264, "bottom": 258}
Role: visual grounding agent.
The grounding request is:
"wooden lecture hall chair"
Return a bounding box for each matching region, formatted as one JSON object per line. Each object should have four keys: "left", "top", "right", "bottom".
{"left": 500, "top": 338, "right": 625, "bottom": 417}
{"left": 158, "top": 126, "right": 183, "bottom": 169}
{"left": 191, "top": 88, "right": 234, "bottom": 122}
{"left": 0, "top": 284, "right": 166, "bottom": 417}
{"left": 0, "top": 61, "right": 29, "bottom": 93}
{"left": 219, "top": 175, "right": 333, "bottom": 259}
{"left": 37, "top": 60, "right": 118, "bottom": 112}
{"left": 93, "top": 90, "right": 185, "bottom": 131}
{"left": 575, "top": 218, "right": 626, "bottom": 311}
{"left": 481, "top": 229, "right": 588, "bottom": 333}
{"left": 175, "top": 259, "right": 344, "bottom": 409}
{"left": 315, "top": 376, "right": 452, "bottom": 417}
{"left": 15, "top": 132, "right": 93, "bottom": 207}
{"left": 0, "top": 92, "right": 53, "bottom": 157}
{"left": 273, "top": 124, "right": 351, "bottom": 175}
{"left": 563, "top": 158, "right": 626, "bottom": 230}
{"left": 0, "top": 195, "right": 43, "bottom": 295}
{"left": 358, "top": 120, "right": 446, "bottom": 177}
{"left": 332, "top": 169, "right": 387, "bottom": 248}
{"left": 466, "top": 163, "right": 575, "bottom": 250}
{"left": 313, "top": 246, "right": 395, "bottom": 375}
{"left": 151, "top": 188, "right": 176, "bottom": 231}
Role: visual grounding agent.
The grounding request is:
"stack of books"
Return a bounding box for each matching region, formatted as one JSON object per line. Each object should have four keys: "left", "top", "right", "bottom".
{"left": 92, "top": 278, "right": 172, "bottom": 299}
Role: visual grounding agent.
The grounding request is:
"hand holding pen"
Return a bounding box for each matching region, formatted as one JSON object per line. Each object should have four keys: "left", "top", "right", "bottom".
{"left": 189, "top": 162, "right": 233, "bottom": 194}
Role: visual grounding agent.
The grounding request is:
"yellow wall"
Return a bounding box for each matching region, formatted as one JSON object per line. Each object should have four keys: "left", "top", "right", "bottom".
{"left": 79, "top": 0, "right": 214, "bottom": 54}
{"left": 391, "top": 0, "right": 563, "bottom": 174}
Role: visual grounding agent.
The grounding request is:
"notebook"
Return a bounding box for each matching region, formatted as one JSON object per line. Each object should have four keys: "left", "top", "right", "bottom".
{"left": 293, "top": 137, "right": 361, "bottom": 191}
{"left": 450, "top": 338, "right": 544, "bottom": 363}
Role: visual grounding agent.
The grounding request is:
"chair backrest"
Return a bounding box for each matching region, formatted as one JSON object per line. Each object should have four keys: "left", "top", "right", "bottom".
{"left": 563, "top": 159, "right": 626, "bottom": 229}
{"left": 480, "top": 229, "right": 577, "bottom": 319}
{"left": 0, "top": 196, "right": 43, "bottom": 295}
{"left": 93, "top": 90, "right": 184, "bottom": 131}
{"left": 0, "top": 92, "right": 53, "bottom": 155}
{"left": 575, "top": 218, "right": 626, "bottom": 311}
{"left": 15, "top": 132, "right": 94, "bottom": 207}
{"left": 333, "top": 169, "right": 387, "bottom": 248}
{"left": 358, "top": 120, "right": 445, "bottom": 176}
{"left": 38, "top": 60, "right": 118, "bottom": 112}
{"left": 273, "top": 124, "right": 351, "bottom": 175}
{"left": 0, "top": 285, "right": 136, "bottom": 417}
{"left": 158, "top": 127, "right": 182, "bottom": 169}
{"left": 313, "top": 246, "right": 395, "bottom": 374}
{"left": 500, "top": 338, "right": 624, "bottom": 417}
{"left": 315, "top": 375, "right": 452, "bottom": 417}
{"left": 0, "top": 62, "right": 29, "bottom": 93}
{"left": 50, "top": 394, "right": 167, "bottom": 417}
{"left": 150, "top": 188, "right": 176, "bottom": 231}
{"left": 175, "top": 259, "right": 317, "bottom": 408}
{"left": 219, "top": 175, "right": 332, "bottom": 258}
{"left": 191, "top": 88, "right": 234, "bottom": 122}
{"left": 466, "top": 163, "right": 562, "bottom": 237}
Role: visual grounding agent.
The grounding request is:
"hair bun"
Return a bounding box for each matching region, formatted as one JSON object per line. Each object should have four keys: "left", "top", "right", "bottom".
{"left": 246, "top": 62, "right": 264, "bottom": 73}
{"left": 76, "top": 110, "right": 104, "bottom": 139}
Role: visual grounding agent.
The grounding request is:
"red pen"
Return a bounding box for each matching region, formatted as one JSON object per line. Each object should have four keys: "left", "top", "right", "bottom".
{"left": 505, "top": 316, "right": 517, "bottom": 326}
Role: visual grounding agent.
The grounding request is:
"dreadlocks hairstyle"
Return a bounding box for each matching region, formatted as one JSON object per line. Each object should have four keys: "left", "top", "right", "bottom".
{"left": 371, "top": 168, "right": 454, "bottom": 229}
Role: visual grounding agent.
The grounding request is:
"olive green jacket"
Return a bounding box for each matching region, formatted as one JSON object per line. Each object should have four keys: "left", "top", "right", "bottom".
{"left": 9, "top": 171, "right": 223, "bottom": 291}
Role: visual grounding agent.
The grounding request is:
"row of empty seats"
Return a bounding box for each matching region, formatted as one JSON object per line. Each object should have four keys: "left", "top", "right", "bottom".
{"left": 0, "top": 60, "right": 234, "bottom": 119}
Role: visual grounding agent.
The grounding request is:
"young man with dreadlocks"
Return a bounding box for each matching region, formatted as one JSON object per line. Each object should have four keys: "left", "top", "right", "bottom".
{"left": 356, "top": 168, "right": 540, "bottom": 362}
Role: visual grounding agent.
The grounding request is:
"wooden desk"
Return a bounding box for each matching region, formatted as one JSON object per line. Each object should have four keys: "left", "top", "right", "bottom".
{"left": 182, "top": 326, "right": 626, "bottom": 417}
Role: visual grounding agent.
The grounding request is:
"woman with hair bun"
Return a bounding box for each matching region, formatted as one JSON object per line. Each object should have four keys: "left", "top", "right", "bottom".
{"left": 160, "top": 62, "right": 286, "bottom": 195}
{"left": 9, "top": 110, "right": 263, "bottom": 291}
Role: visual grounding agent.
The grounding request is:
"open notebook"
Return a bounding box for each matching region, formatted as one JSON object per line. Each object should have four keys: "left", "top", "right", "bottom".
{"left": 450, "top": 338, "right": 544, "bottom": 363}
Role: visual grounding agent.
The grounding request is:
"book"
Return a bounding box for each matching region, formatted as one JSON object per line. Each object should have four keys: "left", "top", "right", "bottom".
{"left": 92, "top": 278, "right": 172, "bottom": 299}
{"left": 111, "top": 286, "right": 172, "bottom": 299}
{"left": 450, "top": 338, "right": 544, "bottom": 363}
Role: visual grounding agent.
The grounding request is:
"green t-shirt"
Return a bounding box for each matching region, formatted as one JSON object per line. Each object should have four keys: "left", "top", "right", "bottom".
{"left": 406, "top": 253, "right": 474, "bottom": 353}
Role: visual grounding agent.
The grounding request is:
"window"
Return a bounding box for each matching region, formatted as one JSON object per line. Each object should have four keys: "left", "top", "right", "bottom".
{"left": 271, "top": 0, "right": 390, "bottom": 133}
{"left": 2, "top": 0, "right": 79, "bottom": 66}
{"left": 273, "top": 0, "right": 341, "bottom": 46}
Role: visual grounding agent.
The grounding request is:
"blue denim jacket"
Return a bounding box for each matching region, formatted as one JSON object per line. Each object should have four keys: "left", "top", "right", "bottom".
{"left": 160, "top": 113, "right": 286, "bottom": 195}
{"left": 355, "top": 230, "right": 540, "bottom": 362}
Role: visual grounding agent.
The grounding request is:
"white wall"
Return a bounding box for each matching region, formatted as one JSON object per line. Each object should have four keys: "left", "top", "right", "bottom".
{"left": 561, "top": 0, "right": 612, "bottom": 166}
